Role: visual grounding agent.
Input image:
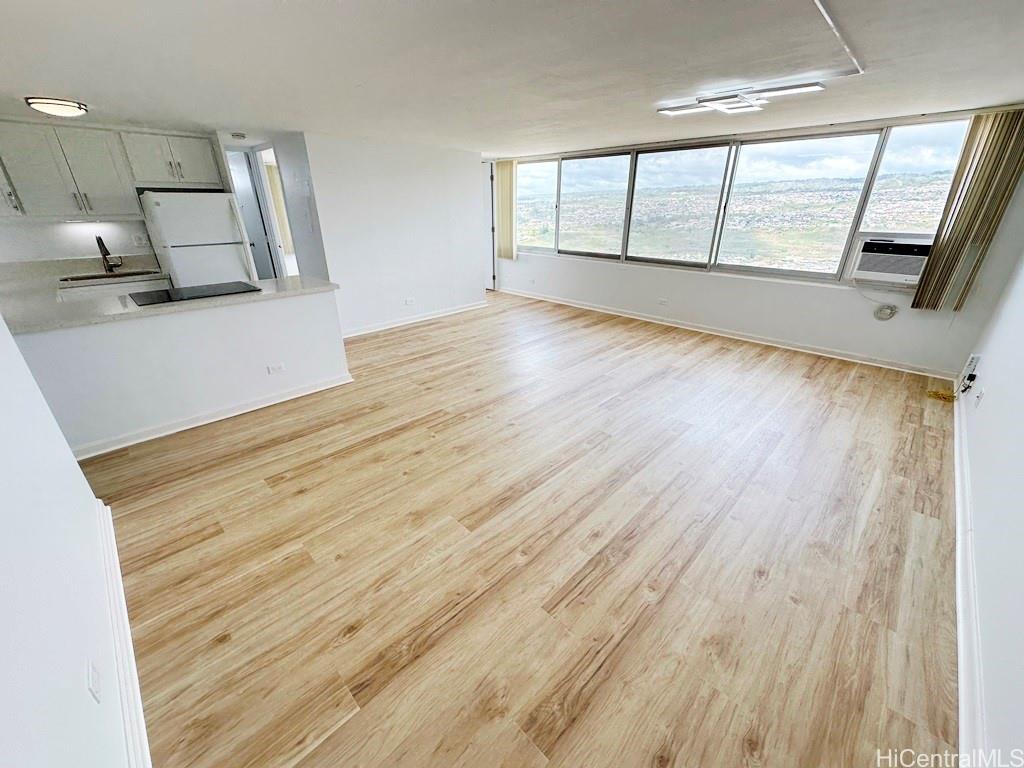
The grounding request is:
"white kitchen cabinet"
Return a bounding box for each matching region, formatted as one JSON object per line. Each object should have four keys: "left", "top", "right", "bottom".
{"left": 122, "top": 132, "right": 221, "bottom": 185}
{"left": 0, "top": 163, "right": 22, "bottom": 217}
{"left": 0, "top": 122, "right": 83, "bottom": 216}
{"left": 121, "top": 132, "right": 178, "bottom": 185}
{"left": 167, "top": 136, "right": 221, "bottom": 184}
{"left": 55, "top": 128, "right": 140, "bottom": 216}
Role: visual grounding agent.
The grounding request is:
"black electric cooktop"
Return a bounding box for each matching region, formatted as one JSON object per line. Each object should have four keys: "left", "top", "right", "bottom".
{"left": 130, "top": 281, "right": 261, "bottom": 306}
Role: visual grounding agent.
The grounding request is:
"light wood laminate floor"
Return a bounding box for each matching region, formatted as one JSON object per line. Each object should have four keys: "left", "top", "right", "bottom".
{"left": 82, "top": 291, "right": 957, "bottom": 768}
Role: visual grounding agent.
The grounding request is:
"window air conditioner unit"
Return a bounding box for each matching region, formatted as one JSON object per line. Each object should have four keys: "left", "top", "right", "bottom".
{"left": 852, "top": 239, "right": 931, "bottom": 287}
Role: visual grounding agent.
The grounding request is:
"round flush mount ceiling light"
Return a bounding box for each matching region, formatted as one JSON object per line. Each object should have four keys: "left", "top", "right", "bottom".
{"left": 24, "top": 97, "right": 88, "bottom": 117}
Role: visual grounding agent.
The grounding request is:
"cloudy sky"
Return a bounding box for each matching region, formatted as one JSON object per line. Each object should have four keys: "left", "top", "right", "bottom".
{"left": 516, "top": 118, "right": 968, "bottom": 196}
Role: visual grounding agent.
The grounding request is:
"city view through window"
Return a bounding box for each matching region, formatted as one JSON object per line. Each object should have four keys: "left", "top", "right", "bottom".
{"left": 514, "top": 119, "right": 969, "bottom": 275}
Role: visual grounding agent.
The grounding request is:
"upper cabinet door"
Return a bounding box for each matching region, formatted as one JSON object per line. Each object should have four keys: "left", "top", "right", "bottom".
{"left": 0, "top": 163, "right": 23, "bottom": 217}
{"left": 167, "top": 137, "right": 221, "bottom": 184}
{"left": 56, "top": 128, "right": 140, "bottom": 216}
{"left": 0, "top": 123, "right": 82, "bottom": 216}
{"left": 121, "top": 132, "right": 178, "bottom": 184}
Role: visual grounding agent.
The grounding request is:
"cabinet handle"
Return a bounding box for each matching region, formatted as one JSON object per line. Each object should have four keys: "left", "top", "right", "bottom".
{"left": 176, "top": 161, "right": 184, "bottom": 180}
{"left": 82, "top": 193, "right": 93, "bottom": 211}
{"left": 168, "top": 160, "right": 176, "bottom": 179}
{"left": 72, "top": 192, "right": 84, "bottom": 211}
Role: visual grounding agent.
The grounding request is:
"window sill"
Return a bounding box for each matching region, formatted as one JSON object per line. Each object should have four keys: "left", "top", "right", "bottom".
{"left": 513, "top": 247, "right": 860, "bottom": 288}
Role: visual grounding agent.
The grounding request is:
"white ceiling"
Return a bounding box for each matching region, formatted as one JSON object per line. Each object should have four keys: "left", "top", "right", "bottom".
{"left": 1, "top": 0, "right": 1022, "bottom": 158}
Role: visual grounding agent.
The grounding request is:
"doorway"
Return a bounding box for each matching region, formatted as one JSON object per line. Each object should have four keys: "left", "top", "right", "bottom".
{"left": 482, "top": 161, "right": 496, "bottom": 290}
{"left": 225, "top": 146, "right": 299, "bottom": 279}
{"left": 227, "top": 151, "right": 276, "bottom": 279}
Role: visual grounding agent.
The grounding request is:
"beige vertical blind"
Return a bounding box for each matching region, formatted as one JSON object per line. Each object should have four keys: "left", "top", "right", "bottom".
{"left": 913, "top": 109, "right": 1024, "bottom": 310}
{"left": 494, "top": 160, "right": 516, "bottom": 260}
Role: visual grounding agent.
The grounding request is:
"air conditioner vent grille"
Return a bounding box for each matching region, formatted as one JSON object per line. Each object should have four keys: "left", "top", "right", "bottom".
{"left": 857, "top": 252, "right": 927, "bottom": 277}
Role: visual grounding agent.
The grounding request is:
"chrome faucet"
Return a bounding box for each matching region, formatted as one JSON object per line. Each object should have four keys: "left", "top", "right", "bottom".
{"left": 96, "top": 236, "right": 123, "bottom": 274}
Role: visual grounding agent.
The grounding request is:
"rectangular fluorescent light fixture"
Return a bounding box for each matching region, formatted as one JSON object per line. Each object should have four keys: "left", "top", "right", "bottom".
{"left": 750, "top": 82, "right": 825, "bottom": 98}
{"left": 657, "top": 104, "right": 714, "bottom": 116}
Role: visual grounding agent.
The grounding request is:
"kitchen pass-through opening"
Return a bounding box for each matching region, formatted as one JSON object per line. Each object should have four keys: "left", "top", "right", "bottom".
{"left": 226, "top": 147, "right": 298, "bottom": 280}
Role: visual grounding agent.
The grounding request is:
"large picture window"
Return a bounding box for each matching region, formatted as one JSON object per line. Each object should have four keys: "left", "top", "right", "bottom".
{"left": 516, "top": 160, "right": 558, "bottom": 250}
{"left": 557, "top": 154, "right": 631, "bottom": 255}
{"left": 510, "top": 114, "right": 972, "bottom": 282}
{"left": 717, "top": 134, "right": 878, "bottom": 274}
{"left": 626, "top": 146, "right": 730, "bottom": 264}
{"left": 859, "top": 120, "right": 969, "bottom": 235}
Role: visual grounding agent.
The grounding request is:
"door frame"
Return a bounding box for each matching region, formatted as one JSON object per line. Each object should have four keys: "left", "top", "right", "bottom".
{"left": 484, "top": 160, "right": 496, "bottom": 291}
{"left": 248, "top": 144, "right": 291, "bottom": 278}
{"left": 221, "top": 141, "right": 289, "bottom": 279}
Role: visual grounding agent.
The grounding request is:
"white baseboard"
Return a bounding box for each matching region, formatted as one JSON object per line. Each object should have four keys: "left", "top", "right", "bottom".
{"left": 343, "top": 301, "right": 489, "bottom": 339}
{"left": 73, "top": 373, "right": 354, "bottom": 459}
{"left": 498, "top": 288, "right": 956, "bottom": 380}
{"left": 97, "top": 500, "right": 152, "bottom": 768}
{"left": 953, "top": 395, "right": 986, "bottom": 752}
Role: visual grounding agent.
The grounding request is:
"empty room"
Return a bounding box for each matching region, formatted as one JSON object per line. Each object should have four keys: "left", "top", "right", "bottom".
{"left": 2, "top": 1, "right": 1023, "bottom": 767}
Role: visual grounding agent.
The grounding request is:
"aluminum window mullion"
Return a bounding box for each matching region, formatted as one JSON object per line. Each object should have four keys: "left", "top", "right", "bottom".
{"left": 620, "top": 151, "right": 638, "bottom": 261}
{"left": 834, "top": 128, "right": 890, "bottom": 280}
{"left": 708, "top": 141, "right": 740, "bottom": 271}
{"left": 553, "top": 159, "right": 562, "bottom": 253}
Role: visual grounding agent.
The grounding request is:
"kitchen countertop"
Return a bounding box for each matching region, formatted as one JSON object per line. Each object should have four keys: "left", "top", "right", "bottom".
{"left": 0, "top": 261, "right": 338, "bottom": 334}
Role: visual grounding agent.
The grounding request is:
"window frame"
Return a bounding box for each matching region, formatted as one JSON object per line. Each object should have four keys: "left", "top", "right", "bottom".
{"left": 554, "top": 150, "right": 634, "bottom": 260}
{"left": 514, "top": 158, "right": 560, "bottom": 253}
{"left": 623, "top": 141, "right": 733, "bottom": 269}
{"left": 511, "top": 109, "right": 978, "bottom": 285}
{"left": 853, "top": 119, "right": 971, "bottom": 241}
{"left": 710, "top": 129, "right": 886, "bottom": 281}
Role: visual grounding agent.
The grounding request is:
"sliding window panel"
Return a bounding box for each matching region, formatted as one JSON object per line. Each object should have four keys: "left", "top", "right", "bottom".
{"left": 557, "top": 154, "right": 631, "bottom": 256}
{"left": 626, "top": 146, "right": 730, "bottom": 265}
{"left": 717, "top": 133, "right": 878, "bottom": 275}
{"left": 859, "top": 120, "right": 969, "bottom": 236}
{"left": 516, "top": 160, "right": 558, "bottom": 250}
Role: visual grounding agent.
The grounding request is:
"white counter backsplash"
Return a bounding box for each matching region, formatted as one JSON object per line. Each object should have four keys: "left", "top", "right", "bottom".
{"left": 0, "top": 219, "right": 153, "bottom": 263}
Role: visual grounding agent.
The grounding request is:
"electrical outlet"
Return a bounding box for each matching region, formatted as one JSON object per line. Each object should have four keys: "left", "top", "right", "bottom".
{"left": 657, "top": 297, "right": 668, "bottom": 306}
{"left": 87, "top": 661, "right": 101, "bottom": 704}
{"left": 403, "top": 297, "right": 416, "bottom": 306}
{"left": 131, "top": 233, "right": 150, "bottom": 248}
{"left": 266, "top": 362, "right": 286, "bottom": 375}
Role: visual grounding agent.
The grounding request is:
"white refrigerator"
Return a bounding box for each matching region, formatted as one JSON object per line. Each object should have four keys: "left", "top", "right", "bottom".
{"left": 141, "top": 192, "right": 258, "bottom": 288}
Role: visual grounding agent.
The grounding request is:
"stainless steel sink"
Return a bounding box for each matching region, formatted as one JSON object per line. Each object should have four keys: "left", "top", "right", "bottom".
{"left": 58, "top": 269, "right": 162, "bottom": 283}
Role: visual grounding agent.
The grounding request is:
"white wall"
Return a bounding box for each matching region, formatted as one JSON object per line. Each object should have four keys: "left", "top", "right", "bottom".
{"left": 304, "top": 133, "right": 488, "bottom": 336}
{"left": 0, "top": 314, "right": 138, "bottom": 767}
{"left": 15, "top": 290, "right": 350, "bottom": 456}
{"left": 497, "top": 177, "right": 1024, "bottom": 377}
{"left": 0, "top": 219, "right": 152, "bottom": 263}
{"left": 957, "top": 231, "right": 1024, "bottom": 752}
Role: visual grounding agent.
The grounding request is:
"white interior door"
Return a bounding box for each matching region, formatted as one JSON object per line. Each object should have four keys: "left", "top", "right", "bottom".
{"left": 0, "top": 123, "right": 81, "bottom": 216}
{"left": 227, "top": 152, "right": 276, "bottom": 279}
{"left": 121, "top": 132, "right": 177, "bottom": 184}
{"left": 168, "top": 137, "right": 221, "bottom": 184}
{"left": 56, "top": 128, "right": 140, "bottom": 216}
